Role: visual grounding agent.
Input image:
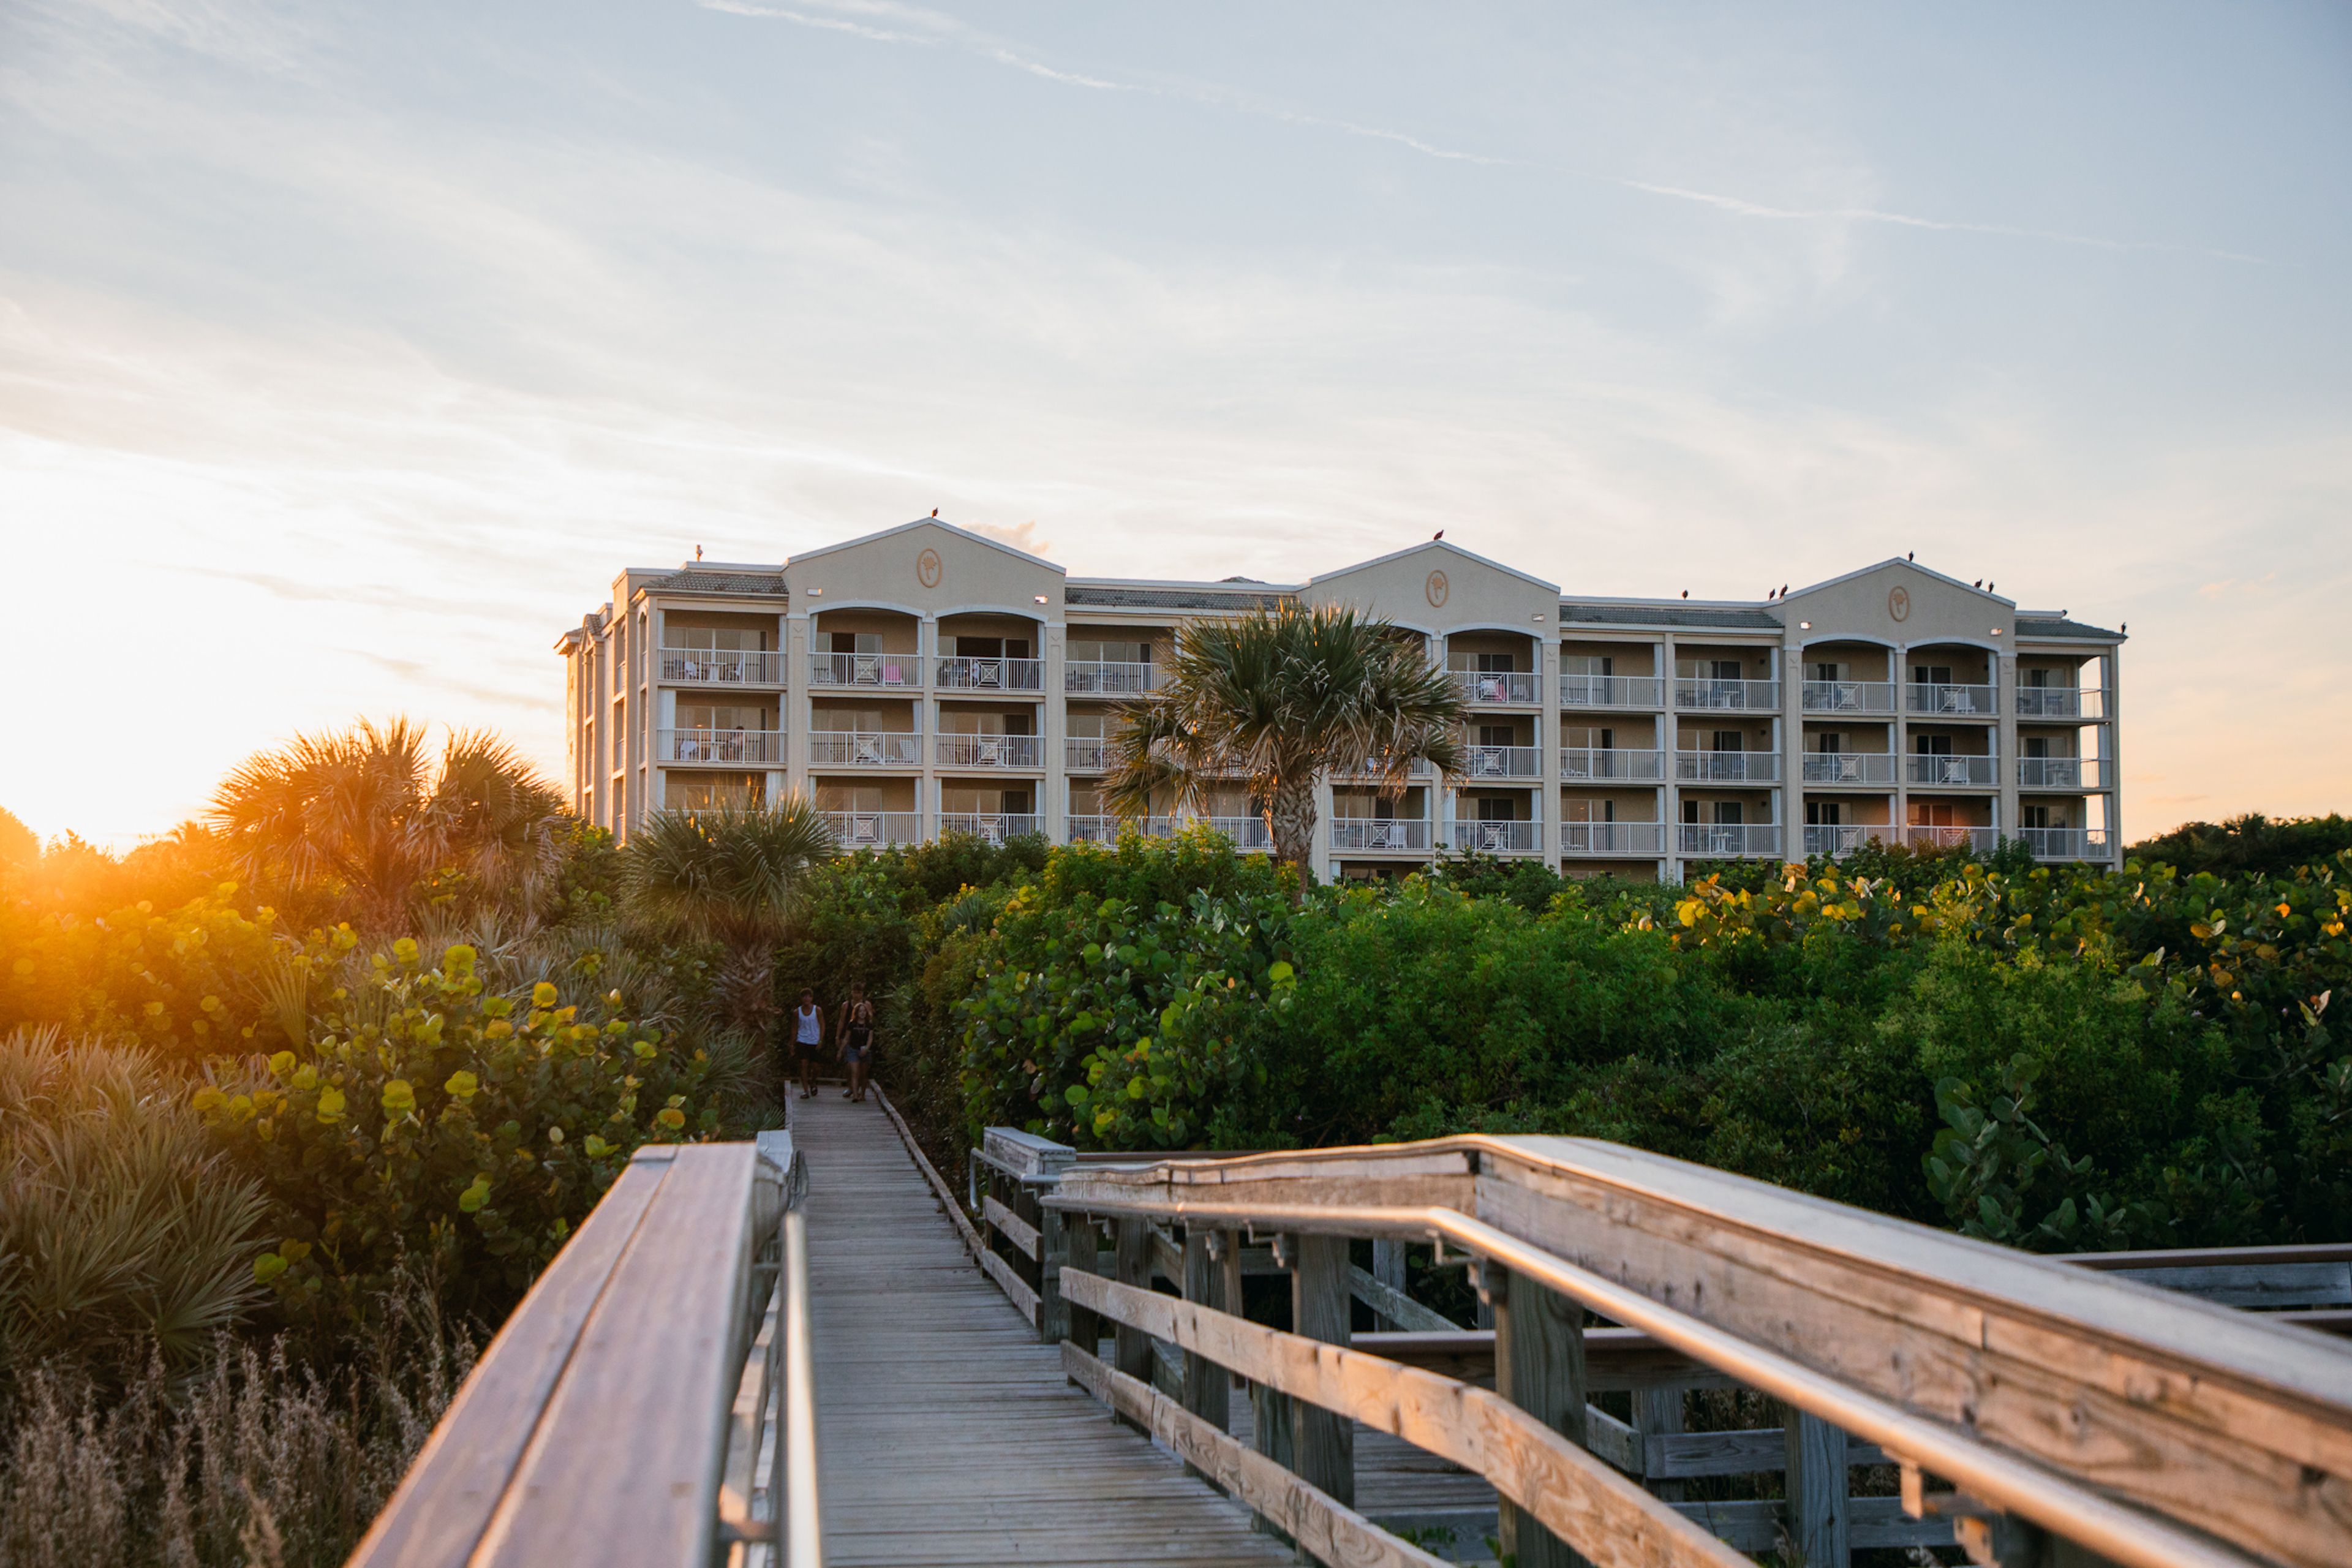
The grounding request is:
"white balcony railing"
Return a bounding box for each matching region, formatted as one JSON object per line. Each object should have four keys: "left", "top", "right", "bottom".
{"left": 1907, "top": 682, "right": 1998, "bottom": 717}
{"left": 1559, "top": 747, "right": 1666, "bottom": 782}
{"left": 2019, "top": 757, "right": 2102, "bottom": 790}
{"left": 1677, "top": 823, "right": 1783, "bottom": 858}
{"left": 1675, "top": 750, "right": 1782, "bottom": 783}
{"left": 1802, "top": 824, "right": 1893, "bottom": 858}
{"left": 805, "top": 731, "right": 922, "bottom": 767}
{"left": 1905, "top": 825, "right": 2000, "bottom": 853}
{"left": 658, "top": 728, "right": 785, "bottom": 766}
{"left": 1447, "top": 819, "right": 1543, "bottom": 854}
{"left": 1455, "top": 670, "right": 1540, "bottom": 705}
{"left": 938, "top": 812, "right": 1042, "bottom": 844}
{"left": 1066, "top": 815, "right": 1177, "bottom": 844}
{"left": 935, "top": 734, "right": 1042, "bottom": 769}
{"left": 1675, "top": 678, "right": 1780, "bottom": 711}
{"left": 1065, "top": 737, "right": 1109, "bottom": 771}
{"left": 659, "top": 647, "right": 785, "bottom": 685}
{"left": 1800, "top": 680, "right": 1896, "bottom": 715}
{"left": 1559, "top": 821, "right": 1664, "bottom": 856}
{"left": 2020, "top": 826, "right": 2113, "bottom": 861}
{"left": 2015, "top": 685, "right": 2106, "bottom": 719}
{"left": 1463, "top": 745, "right": 1543, "bottom": 780}
{"left": 1558, "top": 674, "right": 1665, "bottom": 709}
{"left": 810, "top": 651, "right": 919, "bottom": 688}
{"left": 1905, "top": 753, "right": 1999, "bottom": 787}
{"left": 1335, "top": 756, "right": 1434, "bottom": 780}
{"left": 1802, "top": 752, "right": 1898, "bottom": 785}
{"left": 1329, "top": 818, "right": 1431, "bottom": 852}
{"left": 935, "top": 656, "right": 1044, "bottom": 692}
{"left": 1201, "top": 816, "right": 1275, "bottom": 851}
{"left": 1064, "top": 662, "right": 1165, "bottom": 696}
{"left": 823, "top": 811, "right": 924, "bottom": 849}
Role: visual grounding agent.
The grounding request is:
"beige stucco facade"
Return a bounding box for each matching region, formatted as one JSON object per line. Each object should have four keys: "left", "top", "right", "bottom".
{"left": 558, "top": 521, "right": 2125, "bottom": 879}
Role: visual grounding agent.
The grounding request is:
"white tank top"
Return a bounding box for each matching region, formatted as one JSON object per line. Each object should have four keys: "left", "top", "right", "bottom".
{"left": 794, "top": 1005, "right": 823, "bottom": 1044}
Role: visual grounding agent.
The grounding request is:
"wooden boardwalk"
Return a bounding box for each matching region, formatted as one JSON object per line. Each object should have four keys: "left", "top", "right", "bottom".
{"left": 793, "top": 1092, "right": 1294, "bottom": 1567}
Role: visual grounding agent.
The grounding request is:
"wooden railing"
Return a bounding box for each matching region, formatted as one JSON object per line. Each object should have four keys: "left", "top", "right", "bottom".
{"left": 960, "top": 1131, "right": 2352, "bottom": 1568}
{"left": 349, "top": 1133, "right": 818, "bottom": 1568}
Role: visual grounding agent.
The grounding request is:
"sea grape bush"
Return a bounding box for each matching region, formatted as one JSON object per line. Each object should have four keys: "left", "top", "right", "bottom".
{"left": 196, "top": 940, "right": 718, "bottom": 1319}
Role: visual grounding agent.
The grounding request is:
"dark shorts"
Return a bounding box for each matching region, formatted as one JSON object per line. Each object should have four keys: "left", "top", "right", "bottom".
{"left": 841, "top": 1044, "right": 869, "bottom": 1067}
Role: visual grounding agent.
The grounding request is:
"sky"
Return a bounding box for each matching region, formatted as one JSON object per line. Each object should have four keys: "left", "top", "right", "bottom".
{"left": 2, "top": 1, "right": 2348, "bottom": 846}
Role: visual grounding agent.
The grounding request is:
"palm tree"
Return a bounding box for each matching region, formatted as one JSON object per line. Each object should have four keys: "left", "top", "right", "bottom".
{"left": 1101, "top": 604, "right": 1466, "bottom": 895}
{"left": 209, "top": 718, "right": 565, "bottom": 931}
{"left": 619, "top": 799, "right": 837, "bottom": 1034}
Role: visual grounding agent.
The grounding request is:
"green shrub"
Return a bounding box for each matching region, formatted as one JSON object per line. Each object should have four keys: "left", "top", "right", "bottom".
{"left": 197, "top": 940, "right": 720, "bottom": 1322}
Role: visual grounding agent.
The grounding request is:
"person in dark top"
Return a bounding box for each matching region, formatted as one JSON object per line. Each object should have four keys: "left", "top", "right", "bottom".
{"left": 836, "top": 981, "right": 876, "bottom": 1103}
{"left": 785, "top": 987, "right": 825, "bottom": 1100}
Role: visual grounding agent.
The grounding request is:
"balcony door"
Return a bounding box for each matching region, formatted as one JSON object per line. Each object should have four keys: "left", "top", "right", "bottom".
{"left": 1806, "top": 801, "right": 1843, "bottom": 825}
{"left": 1910, "top": 663, "right": 1953, "bottom": 686}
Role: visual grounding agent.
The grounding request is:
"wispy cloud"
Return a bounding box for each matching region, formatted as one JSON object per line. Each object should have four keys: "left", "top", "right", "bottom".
{"left": 698, "top": 0, "right": 2264, "bottom": 263}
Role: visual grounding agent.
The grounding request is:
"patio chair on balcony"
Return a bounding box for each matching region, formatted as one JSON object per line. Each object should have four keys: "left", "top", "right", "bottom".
{"left": 880, "top": 660, "right": 904, "bottom": 685}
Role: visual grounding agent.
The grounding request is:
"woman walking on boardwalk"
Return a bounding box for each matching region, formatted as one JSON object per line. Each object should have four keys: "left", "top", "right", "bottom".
{"left": 837, "top": 981, "right": 876, "bottom": 1102}
{"left": 786, "top": 987, "right": 826, "bottom": 1100}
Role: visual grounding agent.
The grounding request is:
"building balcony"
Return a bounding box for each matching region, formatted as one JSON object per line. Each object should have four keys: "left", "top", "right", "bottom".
{"left": 935, "top": 656, "right": 1044, "bottom": 693}
{"left": 806, "top": 731, "right": 922, "bottom": 767}
{"left": 2019, "top": 756, "right": 2103, "bottom": 790}
{"left": 2021, "top": 826, "right": 2113, "bottom": 861}
{"left": 1560, "top": 747, "right": 1665, "bottom": 782}
{"left": 659, "top": 648, "right": 785, "bottom": 686}
{"left": 810, "top": 652, "right": 919, "bottom": 689}
{"left": 1905, "top": 826, "right": 2000, "bottom": 854}
{"left": 1330, "top": 818, "right": 1431, "bottom": 852}
{"left": 1675, "top": 677, "right": 1780, "bottom": 711}
{"left": 1065, "top": 661, "right": 1165, "bottom": 696}
{"left": 1800, "top": 680, "right": 1897, "bottom": 715}
{"left": 2015, "top": 685, "right": 2107, "bottom": 720}
{"left": 1906, "top": 682, "right": 1998, "bottom": 717}
{"left": 1802, "top": 752, "right": 1898, "bottom": 786}
{"left": 1201, "top": 816, "right": 1275, "bottom": 851}
{"left": 1559, "top": 821, "right": 1664, "bottom": 856}
{"left": 1066, "top": 737, "right": 1108, "bottom": 772}
{"left": 658, "top": 728, "right": 785, "bottom": 766}
{"left": 1558, "top": 674, "right": 1665, "bottom": 709}
{"left": 1678, "top": 823, "right": 1782, "bottom": 858}
{"left": 1066, "top": 815, "right": 1177, "bottom": 844}
{"left": 823, "top": 811, "right": 923, "bottom": 849}
{"left": 1336, "top": 756, "right": 1434, "bottom": 780}
{"left": 1802, "top": 824, "right": 1894, "bottom": 858}
{"left": 938, "top": 812, "right": 1042, "bottom": 844}
{"left": 1905, "top": 753, "right": 1999, "bottom": 787}
{"left": 936, "top": 734, "right": 1042, "bottom": 769}
{"left": 1675, "top": 750, "right": 1781, "bottom": 783}
{"left": 1447, "top": 819, "right": 1543, "bottom": 854}
{"left": 1455, "top": 671, "right": 1540, "bottom": 705}
{"left": 1463, "top": 744, "right": 1544, "bottom": 780}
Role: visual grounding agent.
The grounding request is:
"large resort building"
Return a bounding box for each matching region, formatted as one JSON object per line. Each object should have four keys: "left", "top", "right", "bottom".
{"left": 556, "top": 519, "right": 2124, "bottom": 881}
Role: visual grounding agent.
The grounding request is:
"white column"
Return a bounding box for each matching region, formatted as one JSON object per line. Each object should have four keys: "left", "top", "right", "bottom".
{"left": 1538, "top": 626, "right": 1559, "bottom": 868}
{"left": 2103, "top": 644, "right": 2124, "bottom": 861}
{"left": 1996, "top": 643, "right": 2019, "bottom": 843}
{"left": 919, "top": 617, "right": 938, "bottom": 841}
{"left": 1043, "top": 619, "right": 1066, "bottom": 843}
{"left": 1660, "top": 633, "right": 1679, "bottom": 881}
{"left": 786, "top": 614, "right": 813, "bottom": 804}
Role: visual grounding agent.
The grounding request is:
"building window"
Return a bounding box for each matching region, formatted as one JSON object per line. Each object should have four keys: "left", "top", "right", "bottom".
{"left": 1806, "top": 801, "right": 1842, "bottom": 826}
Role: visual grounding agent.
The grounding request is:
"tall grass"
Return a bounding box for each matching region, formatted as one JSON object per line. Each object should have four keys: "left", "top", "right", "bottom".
{"left": 0, "top": 1285, "right": 472, "bottom": 1568}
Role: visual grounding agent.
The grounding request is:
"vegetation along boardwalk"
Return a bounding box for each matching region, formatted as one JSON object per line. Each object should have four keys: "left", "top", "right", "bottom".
{"left": 793, "top": 1091, "right": 1294, "bottom": 1567}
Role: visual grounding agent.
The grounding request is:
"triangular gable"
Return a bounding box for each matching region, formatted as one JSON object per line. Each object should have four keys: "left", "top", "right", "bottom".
{"left": 1785, "top": 557, "right": 2011, "bottom": 607}
{"left": 786, "top": 518, "right": 1066, "bottom": 576}
{"left": 1308, "top": 538, "right": 1558, "bottom": 594}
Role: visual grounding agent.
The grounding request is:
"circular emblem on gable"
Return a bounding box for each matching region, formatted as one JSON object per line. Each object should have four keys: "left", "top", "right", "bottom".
{"left": 1887, "top": 585, "right": 1911, "bottom": 623}
{"left": 1425, "top": 570, "right": 1449, "bottom": 608}
{"left": 915, "top": 548, "right": 943, "bottom": 589}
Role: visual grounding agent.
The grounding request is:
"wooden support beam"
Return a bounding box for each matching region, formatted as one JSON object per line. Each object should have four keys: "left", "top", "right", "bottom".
{"left": 1371, "top": 1238, "right": 1409, "bottom": 1331}
{"left": 1060, "top": 1267, "right": 1752, "bottom": 1568}
{"left": 1115, "top": 1216, "right": 1155, "bottom": 1391}
{"left": 1349, "top": 1264, "right": 1458, "bottom": 1333}
{"left": 1065, "top": 1210, "right": 1102, "bottom": 1356}
{"left": 1783, "top": 1404, "right": 1850, "bottom": 1568}
{"left": 1038, "top": 1205, "right": 1071, "bottom": 1344}
{"left": 1634, "top": 1387, "right": 1686, "bottom": 1502}
{"left": 1063, "top": 1341, "right": 1451, "bottom": 1568}
{"left": 1181, "top": 1226, "right": 1229, "bottom": 1474}
{"left": 982, "top": 1194, "right": 1040, "bottom": 1261}
{"left": 1495, "top": 1262, "right": 1591, "bottom": 1568}
{"left": 1293, "top": 1232, "right": 1355, "bottom": 1510}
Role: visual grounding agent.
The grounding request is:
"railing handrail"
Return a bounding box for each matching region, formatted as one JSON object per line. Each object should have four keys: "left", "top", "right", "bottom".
{"left": 1037, "top": 1135, "right": 2352, "bottom": 1568}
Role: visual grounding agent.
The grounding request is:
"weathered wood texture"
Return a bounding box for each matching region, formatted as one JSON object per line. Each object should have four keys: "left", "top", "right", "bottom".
{"left": 1496, "top": 1265, "right": 1590, "bottom": 1568}
{"left": 1472, "top": 1138, "right": 2352, "bottom": 1568}
{"left": 1065, "top": 1341, "right": 1451, "bottom": 1568}
{"left": 799, "top": 1092, "right": 1292, "bottom": 1566}
{"left": 982, "top": 1193, "right": 1040, "bottom": 1260}
{"left": 1061, "top": 1268, "right": 1752, "bottom": 1568}
{"left": 1294, "top": 1234, "right": 1357, "bottom": 1509}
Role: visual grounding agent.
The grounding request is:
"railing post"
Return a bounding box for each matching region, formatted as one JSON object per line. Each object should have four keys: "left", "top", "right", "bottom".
{"left": 1634, "top": 1384, "right": 1686, "bottom": 1502}
{"left": 1037, "top": 1201, "right": 1070, "bottom": 1344}
{"left": 1063, "top": 1214, "right": 1101, "bottom": 1357}
{"left": 1114, "top": 1217, "right": 1154, "bottom": 1400}
{"left": 1179, "top": 1226, "right": 1229, "bottom": 1485}
{"left": 1783, "top": 1404, "right": 1850, "bottom": 1568}
{"left": 1290, "top": 1232, "right": 1354, "bottom": 1508}
{"left": 1493, "top": 1261, "right": 1590, "bottom": 1568}
{"left": 1370, "top": 1238, "right": 1407, "bottom": 1331}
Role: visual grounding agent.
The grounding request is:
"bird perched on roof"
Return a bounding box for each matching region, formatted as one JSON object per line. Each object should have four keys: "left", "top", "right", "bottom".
{"left": 1907, "top": 550, "right": 1915, "bottom": 560}
{"left": 1987, "top": 582, "right": 1996, "bottom": 593}
{"left": 930, "top": 508, "right": 938, "bottom": 517}
{"left": 695, "top": 545, "right": 703, "bottom": 561}
{"left": 1433, "top": 529, "right": 1444, "bottom": 540}
{"left": 1975, "top": 579, "right": 1983, "bottom": 589}
{"left": 1681, "top": 589, "right": 1689, "bottom": 598}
